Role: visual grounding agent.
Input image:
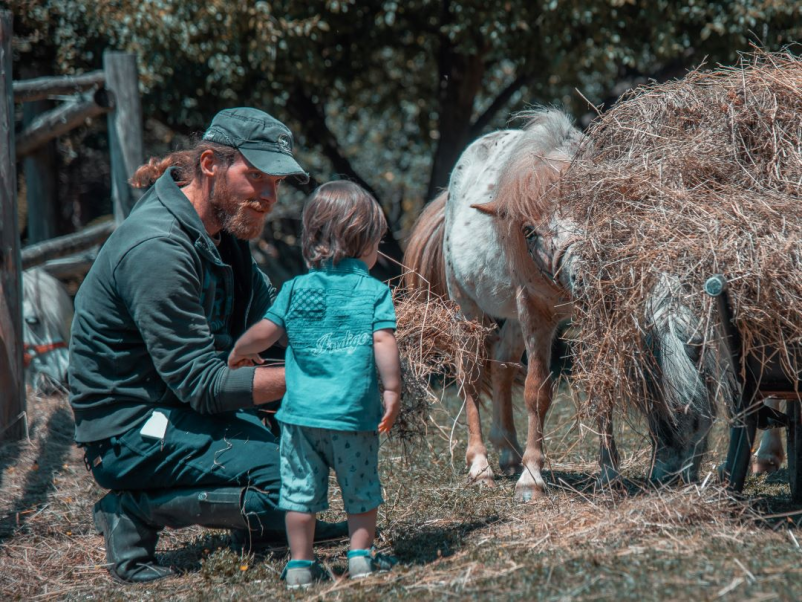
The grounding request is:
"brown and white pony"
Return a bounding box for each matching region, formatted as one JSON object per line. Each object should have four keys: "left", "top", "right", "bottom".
{"left": 405, "top": 110, "right": 595, "bottom": 501}
{"left": 404, "top": 109, "right": 752, "bottom": 500}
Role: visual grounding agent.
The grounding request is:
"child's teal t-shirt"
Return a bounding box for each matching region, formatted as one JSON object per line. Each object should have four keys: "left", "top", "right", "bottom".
{"left": 266, "top": 258, "right": 396, "bottom": 431}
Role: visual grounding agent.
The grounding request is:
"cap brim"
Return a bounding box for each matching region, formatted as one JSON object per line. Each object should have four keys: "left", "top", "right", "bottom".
{"left": 240, "top": 148, "right": 310, "bottom": 184}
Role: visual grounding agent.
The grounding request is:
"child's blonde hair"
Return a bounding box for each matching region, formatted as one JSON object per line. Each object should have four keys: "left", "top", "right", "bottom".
{"left": 302, "top": 181, "right": 387, "bottom": 268}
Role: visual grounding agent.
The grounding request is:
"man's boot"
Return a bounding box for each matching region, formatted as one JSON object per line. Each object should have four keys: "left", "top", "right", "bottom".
{"left": 93, "top": 492, "right": 175, "bottom": 583}
{"left": 94, "top": 487, "right": 257, "bottom": 583}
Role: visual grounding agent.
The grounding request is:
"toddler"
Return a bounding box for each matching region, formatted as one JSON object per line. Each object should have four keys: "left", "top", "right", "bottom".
{"left": 229, "top": 181, "right": 401, "bottom": 588}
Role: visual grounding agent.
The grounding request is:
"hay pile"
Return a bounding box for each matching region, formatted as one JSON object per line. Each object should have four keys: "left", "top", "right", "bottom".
{"left": 560, "top": 50, "right": 802, "bottom": 416}
{"left": 390, "top": 286, "right": 491, "bottom": 447}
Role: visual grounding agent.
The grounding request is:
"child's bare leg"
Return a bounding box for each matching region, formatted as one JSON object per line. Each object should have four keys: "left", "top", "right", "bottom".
{"left": 348, "top": 508, "right": 378, "bottom": 550}
{"left": 286, "top": 511, "right": 316, "bottom": 560}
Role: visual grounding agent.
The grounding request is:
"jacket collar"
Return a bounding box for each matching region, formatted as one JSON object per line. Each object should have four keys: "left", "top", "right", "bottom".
{"left": 313, "top": 258, "right": 370, "bottom": 275}
{"left": 153, "top": 167, "right": 229, "bottom": 263}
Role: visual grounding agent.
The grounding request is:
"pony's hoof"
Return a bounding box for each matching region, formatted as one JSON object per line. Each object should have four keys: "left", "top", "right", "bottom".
{"left": 513, "top": 484, "right": 544, "bottom": 503}
{"left": 468, "top": 474, "right": 496, "bottom": 488}
{"left": 752, "top": 455, "right": 783, "bottom": 475}
{"left": 467, "top": 462, "right": 496, "bottom": 487}
{"left": 497, "top": 448, "right": 523, "bottom": 477}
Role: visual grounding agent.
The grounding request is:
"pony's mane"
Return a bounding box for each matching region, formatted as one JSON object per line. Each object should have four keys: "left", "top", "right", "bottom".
{"left": 495, "top": 109, "right": 584, "bottom": 227}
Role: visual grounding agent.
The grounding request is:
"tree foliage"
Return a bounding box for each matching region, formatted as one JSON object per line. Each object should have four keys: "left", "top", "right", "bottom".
{"left": 11, "top": 0, "right": 801, "bottom": 231}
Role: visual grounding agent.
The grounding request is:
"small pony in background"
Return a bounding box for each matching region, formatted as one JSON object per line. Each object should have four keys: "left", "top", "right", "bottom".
{"left": 22, "top": 268, "right": 73, "bottom": 395}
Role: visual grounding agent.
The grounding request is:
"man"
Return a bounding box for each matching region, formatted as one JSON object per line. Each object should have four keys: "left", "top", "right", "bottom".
{"left": 69, "top": 108, "right": 346, "bottom": 583}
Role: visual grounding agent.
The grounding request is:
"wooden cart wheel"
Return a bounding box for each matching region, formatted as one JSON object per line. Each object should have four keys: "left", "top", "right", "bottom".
{"left": 788, "top": 400, "right": 802, "bottom": 502}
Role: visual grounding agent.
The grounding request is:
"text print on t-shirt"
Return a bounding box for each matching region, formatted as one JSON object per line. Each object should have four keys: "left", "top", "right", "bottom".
{"left": 310, "top": 331, "right": 372, "bottom": 355}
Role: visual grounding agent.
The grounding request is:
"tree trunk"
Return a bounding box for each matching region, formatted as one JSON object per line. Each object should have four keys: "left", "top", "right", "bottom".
{"left": 287, "top": 85, "right": 404, "bottom": 275}
{"left": 425, "top": 2, "right": 486, "bottom": 200}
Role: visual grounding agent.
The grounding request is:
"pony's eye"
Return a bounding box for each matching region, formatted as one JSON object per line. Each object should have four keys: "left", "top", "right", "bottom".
{"left": 25, "top": 316, "right": 40, "bottom": 325}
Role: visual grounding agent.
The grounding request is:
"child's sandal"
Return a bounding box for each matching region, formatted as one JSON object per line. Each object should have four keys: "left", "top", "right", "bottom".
{"left": 347, "top": 548, "right": 397, "bottom": 579}
{"left": 280, "top": 559, "right": 328, "bottom": 589}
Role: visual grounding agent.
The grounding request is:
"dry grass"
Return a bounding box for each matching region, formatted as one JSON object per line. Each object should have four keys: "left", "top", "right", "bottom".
{"left": 2, "top": 388, "right": 802, "bottom": 600}
{"left": 559, "top": 50, "right": 802, "bottom": 417}
{"left": 389, "top": 287, "right": 492, "bottom": 448}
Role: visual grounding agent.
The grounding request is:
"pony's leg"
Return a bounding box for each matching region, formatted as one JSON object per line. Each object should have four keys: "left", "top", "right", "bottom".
{"left": 514, "top": 293, "right": 556, "bottom": 502}
{"left": 489, "top": 320, "right": 525, "bottom": 476}
{"left": 462, "top": 361, "right": 495, "bottom": 487}
{"left": 596, "top": 407, "right": 621, "bottom": 487}
{"left": 444, "top": 272, "right": 496, "bottom": 486}
{"left": 753, "top": 399, "right": 785, "bottom": 474}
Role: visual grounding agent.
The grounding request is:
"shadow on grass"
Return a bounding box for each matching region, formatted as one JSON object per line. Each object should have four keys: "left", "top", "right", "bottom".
{"left": 392, "top": 516, "right": 499, "bottom": 565}
{"left": 0, "top": 403, "right": 49, "bottom": 491}
{"left": 0, "top": 405, "right": 73, "bottom": 542}
{"left": 548, "top": 466, "right": 802, "bottom": 528}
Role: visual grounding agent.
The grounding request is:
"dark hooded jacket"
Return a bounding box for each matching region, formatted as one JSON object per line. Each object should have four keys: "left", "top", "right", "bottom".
{"left": 68, "top": 167, "right": 275, "bottom": 443}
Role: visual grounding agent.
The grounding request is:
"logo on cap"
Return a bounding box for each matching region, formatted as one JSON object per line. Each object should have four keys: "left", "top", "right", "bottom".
{"left": 276, "top": 134, "right": 292, "bottom": 154}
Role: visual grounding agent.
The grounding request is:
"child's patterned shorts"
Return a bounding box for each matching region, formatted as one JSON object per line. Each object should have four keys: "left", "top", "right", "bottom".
{"left": 278, "top": 423, "right": 383, "bottom": 514}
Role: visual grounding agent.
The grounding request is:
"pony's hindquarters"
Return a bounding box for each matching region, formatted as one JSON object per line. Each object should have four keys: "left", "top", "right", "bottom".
{"left": 403, "top": 192, "right": 448, "bottom": 298}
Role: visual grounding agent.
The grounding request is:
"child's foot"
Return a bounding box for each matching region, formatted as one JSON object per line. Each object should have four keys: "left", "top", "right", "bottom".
{"left": 280, "top": 559, "right": 328, "bottom": 589}
{"left": 348, "top": 548, "right": 397, "bottom": 579}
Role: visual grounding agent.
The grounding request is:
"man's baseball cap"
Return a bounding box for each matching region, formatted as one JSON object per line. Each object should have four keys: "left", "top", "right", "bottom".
{"left": 202, "top": 107, "right": 310, "bottom": 183}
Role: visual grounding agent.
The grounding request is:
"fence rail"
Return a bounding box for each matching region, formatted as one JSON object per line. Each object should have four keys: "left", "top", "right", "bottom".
{"left": 1, "top": 27, "right": 144, "bottom": 441}
{"left": 13, "top": 70, "right": 105, "bottom": 102}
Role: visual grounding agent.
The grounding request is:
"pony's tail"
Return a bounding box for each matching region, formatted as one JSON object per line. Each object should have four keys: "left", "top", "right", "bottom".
{"left": 403, "top": 192, "right": 448, "bottom": 298}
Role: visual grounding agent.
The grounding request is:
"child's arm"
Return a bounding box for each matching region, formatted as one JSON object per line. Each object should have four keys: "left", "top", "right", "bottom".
{"left": 228, "top": 319, "right": 286, "bottom": 369}
{"left": 374, "top": 328, "right": 401, "bottom": 433}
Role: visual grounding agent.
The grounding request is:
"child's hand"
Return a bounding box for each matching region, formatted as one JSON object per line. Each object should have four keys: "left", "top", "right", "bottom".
{"left": 228, "top": 351, "right": 265, "bottom": 370}
{"left": 378, "top": 391, "right": 400, "bottom": 434}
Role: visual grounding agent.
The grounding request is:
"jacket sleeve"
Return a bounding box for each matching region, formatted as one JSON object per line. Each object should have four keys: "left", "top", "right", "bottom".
{"left": 114, "top": 237, "right": 256, "bottom": 414}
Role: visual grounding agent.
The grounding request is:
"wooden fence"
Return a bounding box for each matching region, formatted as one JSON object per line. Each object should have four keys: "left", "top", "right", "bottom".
{"left": 0, "top": 10, "right": 144, "bottom": 441}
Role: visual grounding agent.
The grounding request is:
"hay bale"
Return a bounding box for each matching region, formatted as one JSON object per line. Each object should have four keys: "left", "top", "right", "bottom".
{"left": 560, "top": 50, "right": 802, "bottom": 416}
{"left": 389, "top": 287, "right": 491, "bottom": 449}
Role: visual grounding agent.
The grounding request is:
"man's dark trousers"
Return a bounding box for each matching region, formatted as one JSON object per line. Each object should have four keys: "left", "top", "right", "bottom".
{"left": 84, "top": 407, "right": 284, "bottom": 531}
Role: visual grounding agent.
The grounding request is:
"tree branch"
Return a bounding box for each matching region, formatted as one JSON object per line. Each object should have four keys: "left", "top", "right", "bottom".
{"left": 286, "top": 85, "right": 403, "bottom": 273}
{"left": 286, "top": 85, "right": 380, "bottom": 201}
{"left": 468, "top": 72, "right": 534, "bottom": 139}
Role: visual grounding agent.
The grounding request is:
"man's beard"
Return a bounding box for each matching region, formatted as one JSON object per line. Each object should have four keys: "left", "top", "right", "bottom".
{"left": 209, "top": 173, "right": 267, "bottom": 240}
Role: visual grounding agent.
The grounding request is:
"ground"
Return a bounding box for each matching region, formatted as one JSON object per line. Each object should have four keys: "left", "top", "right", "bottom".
{"left": 2, "top": 387, "right": 802, "bottom": 601}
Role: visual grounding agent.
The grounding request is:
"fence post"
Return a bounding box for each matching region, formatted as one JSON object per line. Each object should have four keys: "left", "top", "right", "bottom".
{"left": 21, "top": 65, "right": 57, "bottom": 243}
{"left": 104, "top": 51, "right": 144, "bottom": 225}
{"left": 0, "top": 11, "right": 26, "bottom": 441}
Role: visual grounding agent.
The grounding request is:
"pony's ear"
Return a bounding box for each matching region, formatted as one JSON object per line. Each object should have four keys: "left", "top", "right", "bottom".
{"left": 470, "top": 200, "right": 502, "bottom": 217}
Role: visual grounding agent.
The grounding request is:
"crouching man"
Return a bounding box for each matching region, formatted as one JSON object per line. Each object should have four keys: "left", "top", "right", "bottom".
{"left": 69, "top": 108, "right": 346, "bottom": 583}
